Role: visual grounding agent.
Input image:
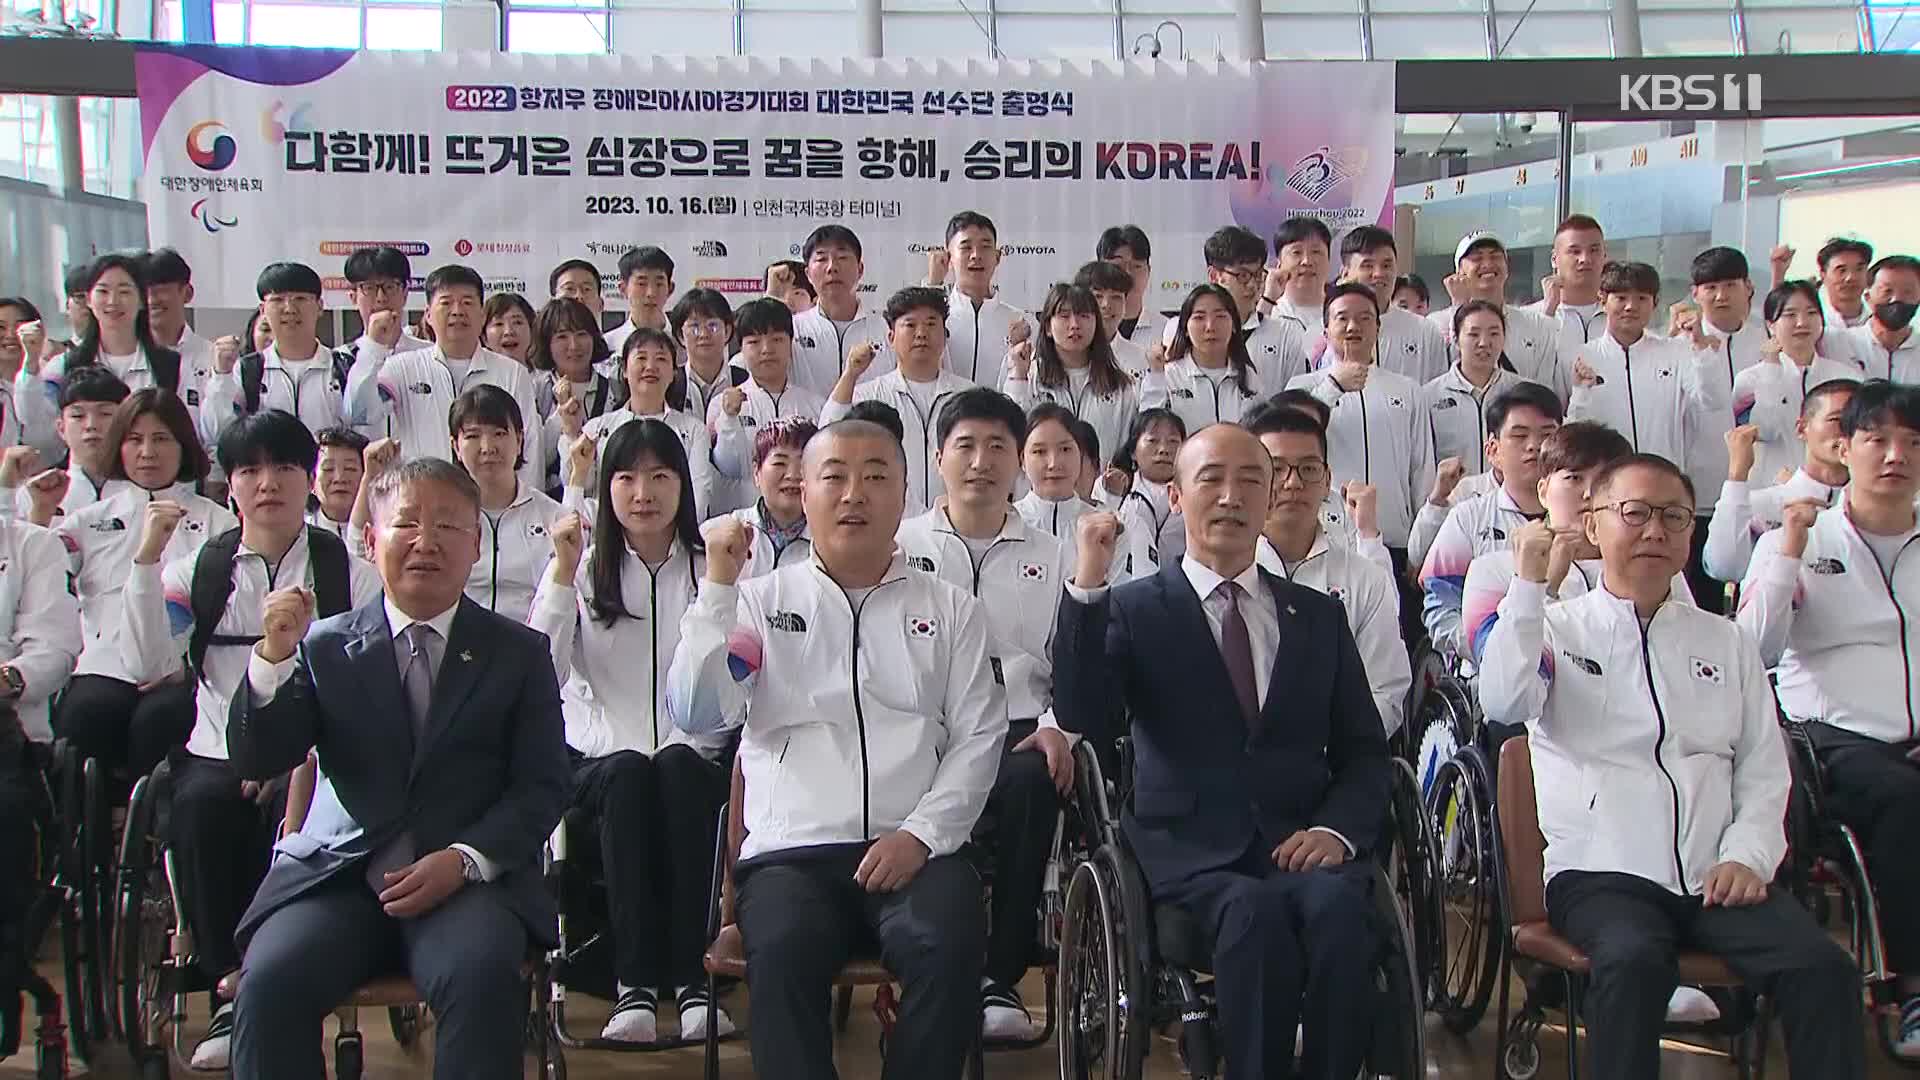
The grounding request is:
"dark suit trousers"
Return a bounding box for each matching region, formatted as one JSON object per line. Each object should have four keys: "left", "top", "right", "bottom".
{"left": 53, "top": 675, "right": 195, "bottom": 778}
{"left": 231, "top": 869, "right": 529, "bottom": 1080}
{"left": 168, "top": 752, "right": 280, "bottom": 978}
{"left": 1805, "top": 721, "right": 1920, "bottom": 970}
{"left": 1547, "top": 869, "right": 1864, "bottom": 1080}
{"left": 982, "top": 718, "right": 1057, "bottom": 987}
{"left": 1159, "top": 845, "right": 1377, "bottom": 1080}
{"left": 737, "top": 847, "right": 983, "bottom": 1080}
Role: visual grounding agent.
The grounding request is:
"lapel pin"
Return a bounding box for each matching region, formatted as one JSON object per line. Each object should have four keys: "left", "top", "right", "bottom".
{"left": 460, "top": 650, "right": 473, "bottom": 662}
{"left": 1285, "top": 604, "right": 1297, "bottom": 616}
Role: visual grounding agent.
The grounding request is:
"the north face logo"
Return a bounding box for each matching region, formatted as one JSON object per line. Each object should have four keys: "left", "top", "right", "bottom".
{"left": 408, "top": 382, "right": 433, "bottom": 395}
{"left": 740, "top": 415, "right": 758, "bottom": 427}
{"left": 907, "top": 555, "right": 936, "bottom": 573}
{"left": 798, "top": 336, "right": 817, "bottom": 349}
{"left": 1810, "top": 558, "right": 1846, "bottom": 575}
{"left": 1433, "top": 398, "right": 1459, "bottom": 410}
{"left": 989, "top": 656, "right": 1004, "bottom": 685}
{"left": 1561, "top": 650, "right": 1603, "bottom": 676}
{"left": 1172, "top": 388, "right": 1194, "bottom": 399}
{"left": 693, "top": 240, "right": 728, "bottom": 258}
{"left": 766, "top": 610, "right": 808, "bottom": 632}
{"left": 91, "top": 518, "right": 127, "bottom": 532}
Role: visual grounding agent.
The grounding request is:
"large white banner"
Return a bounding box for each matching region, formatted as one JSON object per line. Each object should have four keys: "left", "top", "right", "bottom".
{"left": 136, "top": 46, "right": 1396, "bottom": 313}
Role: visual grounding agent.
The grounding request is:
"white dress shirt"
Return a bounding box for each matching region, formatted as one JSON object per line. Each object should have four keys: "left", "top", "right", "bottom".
{"left": 1181, "top": 555, "right": 1278, "bottom": 708}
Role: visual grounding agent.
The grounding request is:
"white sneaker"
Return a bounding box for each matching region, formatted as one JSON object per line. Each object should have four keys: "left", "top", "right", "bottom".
{"left": 1895, "top": 998, "right": 1920, "bottom": 1060}
{"left": 600, "top": 988, "right": 658, "bottom": 1043}
{"left": 677, "top": 987, "right": 737, "bottom": 1041}
{"left": 982, "top": 981, "right": 1035, "bottom": 1041}
{"left": 189, "top": 1003, "right": 234, "bottom": 1070}
{"left": 1665, "top": 985, "right": 1721, "bottom": 1024}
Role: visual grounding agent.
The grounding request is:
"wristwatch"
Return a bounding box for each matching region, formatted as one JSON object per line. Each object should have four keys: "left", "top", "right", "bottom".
{"left": 455, "top": 848, "right": 484, "bottom": 883}
{"left": 0, "top": 664, "right": 24, "bottom": 700}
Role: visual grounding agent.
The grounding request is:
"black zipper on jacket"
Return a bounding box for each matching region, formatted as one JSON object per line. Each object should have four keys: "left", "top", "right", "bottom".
{"left": 1358, "top": 386, "right": 1372, "bottom": 483}
{"left": 833, "top": 575, "right": 905, "bottom": 840}
{"left": 896, "top": 387, "right": 951, "bottom": 509}
{"left": 482, "top": 507, "right": 505, "bottom": 611}
{"left": 1622, "top": 341, "right": 1642, "bottom": 450}
{"left": 1863, "top": 531, "right": 1920, "bottom": 739}
{"left": 1637, "top": 613, "right": 1688, "bottom": 894}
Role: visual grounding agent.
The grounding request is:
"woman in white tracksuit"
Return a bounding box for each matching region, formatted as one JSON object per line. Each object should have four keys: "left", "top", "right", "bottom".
{"left": 448, "top": 386, "right": 569, "bottom": 621}
{"left": 718, "top": 417, "right": 817, "bottom": 580}
{"left": 559, "top": 327, "right": 716, "bottom": 522}
{"left": 532, "top": 298, "right": 623, "bottom": 494}
{"left": 1110, "top": 408, "right": 1187, "bottom": 576}
{"left": 1140, "top": 284, "right": 1283, "bottom": 432}
{"left": 1421, "top": 300, "right": 1529, "bottom": 474}
{"left": 1732, "top": 281, "right": 1862, "bottom": 487}
{"left": 530, "top": 417, "right": 734, "bottom": 1046}
{"left": 1001, "top": 284, "right": 1140, "bottom": 468}
{"left": 1013, "top": 404, "right": 1103, "bottom": 575}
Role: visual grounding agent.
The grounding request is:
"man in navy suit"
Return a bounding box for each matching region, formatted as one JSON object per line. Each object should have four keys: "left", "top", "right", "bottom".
{"left": 1055, "top": 422, "right": 1391, "bottom": 1080}
{"left": 226, "top": 457, "right": 569, "bottom": 1080}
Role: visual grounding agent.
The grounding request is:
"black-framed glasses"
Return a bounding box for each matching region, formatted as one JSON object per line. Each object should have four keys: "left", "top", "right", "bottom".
{"left": 1593, "top": 500, "right": 1696, "bottom": 531}
{"left": 1272, "top": 460, "right": 1329, "bottom": 485}
{"left": 1218, "top": 266, "right": 1263, "bottom": 287}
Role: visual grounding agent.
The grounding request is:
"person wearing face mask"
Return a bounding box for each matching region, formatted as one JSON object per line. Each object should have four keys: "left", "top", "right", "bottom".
{"left": 5, "top": 367, "right": 129, "bottom": 524}
{"left": 709, "top": 300, "right": 826, "bottom": 518}
{"left": 561, "top": 328, "right": 715, "bottom": 522}
{"left": 1846, "top": 255, "right": 1920, "bottom": 383}
{"left": 482, "top": 293, "right": 537, "bottom": 370}
{"left": 1145, "top": 284, "right": 1285, "bottom": 433}
{"left": 532, "top": 297, "right": 621, "bottom": 495}
{"left": 1704, "top": 380, "right": 1856, "bottom": 583}
{"left": 119, "top": 411, "right": 382, "bottom": 1069}
{"left": 204, "top": 262, "right": 357, "bottom": 444}
{"left": 927, "top": 212, "right": 1035, "bottom": 386}
{"left": 822, "top": 287, "right": 973, "bottom": 516}
{"left": 1480, "top": 451, "right": 1862, "bottom": 1080}
{"left": 603, "top": 249, "right": 676, "bottom": 370}
{"left": 1249, "top": 403, "right": 1411, "bottom": 737}
{"left": 717, "top": 419, "right": 817, "bottom": 579}
{"left": 1337, "top": 226, "right": 1451, "bottom": 385}
{"left": 347, "top": 264, "right": 544, "bottom": 495}
{"left": 1071, "top": 260, "right": 1149, "bottom": 377}
{"left": 1732, "top": 280, "right": 1863, "bottom": 487}
{"left": 1096, "top": 224, "right": 1161, "bottom": 349}
{"left": 1003, "top": 283, "right": 1139, "bottom": 465}
{"left": 0, "top": 297, "right": 47, "bottom": 456}
{"left": 1112, "top": 408, "right": 1187, "bottom": 575}
{"left": 1430, "top": 232, "right": 1567, "bottom": 401}
{"left": 50, "top": 389, "right": 236, "bottom": 780}
{"left": 532, "top": 419, "right": 736, "bottom": 1045}
{"left": 669, "top": 289, "right": 744, "bottom": 424}
{"left": 308, "top": 427, "right": 367, "bottom": 539}
{"left": 1528, "top": 216, "right": 1610, "bottom": 359}
{"left": 140, "top": 249, "right": 216, "bottom": 414}
{"left": 1014, "top": 404, "right": 1100, "bottom": 573}
{"left": 1420, "top": 301, "right": 1528, "bottom": 474}
{"left": 790, "top": 227, "right": 893, "bottom": 398}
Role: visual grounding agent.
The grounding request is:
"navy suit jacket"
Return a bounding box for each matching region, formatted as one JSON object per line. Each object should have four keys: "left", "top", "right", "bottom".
{"left": 1054, "top": 560, "right": 1391, "bottom": 893}
{"left": 228, "top": 596, "right": 570, "bottom": 947}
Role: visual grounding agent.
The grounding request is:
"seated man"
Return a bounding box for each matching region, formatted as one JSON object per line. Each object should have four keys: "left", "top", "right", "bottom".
{"left": 227, "top": 457, "right": 570, "bottom": 1080}
{"left": 1480, "top": 451, "right": 1864, "bottom": 1080}
{"left": 669, "top": 419, "right": 1006, "bottom": 1080}
{"left": 120, "top": 411, "right": 382, "bottom": 1068}
{"left": 1054, "top": 423, "right": 1390, "bottom": 1078}
{"left": 1702, "top": 378, "right": 1853, "bottom": 584}
{"left": 1738, "top": 378, "right": 1920, "bottom": 1058}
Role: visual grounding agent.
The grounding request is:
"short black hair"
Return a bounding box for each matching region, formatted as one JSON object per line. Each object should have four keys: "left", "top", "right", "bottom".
{"left": 1339, "top": 225, "right": 1396, "bottom": 262}
{"left": 62, "top": 263, "right": 91, "bottom": 298}
{"left": 1590, "top": 452, "right": 1695, "bottom": 506}
{"left": 1394, "top": 275, "right": 1430, "bottom": 304}
{"left": 1763, "top": 280, "right": 1823, "bottom": 324}
{"left": 669, "top": 288, "right": 734, "bottom": 340}
{"left": 548, "top": 258, "right": 601, "bottom": 297}
{"left": 1273, "top": 216, "right": 1333, "bottom": 254}
{"left": 256, "top": 261, "right": 323, "bottom": 299}
{"left": 1021, "top": 402, "right": 1079, "bottom": 451}
{"left": 1244, "top": 399, "right": 1328, "bottom": 458}
{"left": 1202, "top": 226, "right": 1265, "bottom": 271}
{"left": 1868, "top": 255, "right": 1920, "bottom": 288}
{"left": 60, "top": 366, "right": 131, "bottom": 409}
{"left": 884, "top": 286, "right": 948, "bottom": 327}
{"left": 935, "top": 387, "right": 1025, "bottom": 449}
{"left": 1486, "top": 381, "right": 1564, "bottom": 434}
{"left": 1599, "top": 260, "right": 1660, "bottom": 297}
{"left": 424, "top": 264, "right": 485, "bottom": 302}
{"left": 1816, "top": 237, "right": 1873, "bottom": 272}
{"left": 449, "top": 384, "right": 528, "bottom": 470}
{"left": 802, "top": 225, "right": 863, "bottom": 263}
{"left": 1272, "top": 388, "right": 1331, "bottom": 428}
{"left": 1452, "top": 298, "right": 1507, "bottom": 340}
{"left": 1539, "top": 421, "right": 1633, "bottom": 476}
{"left": 1070, "top": 418, "right": 1100, "bottom": 469}
{"left": 1111, "top": 408, "right": 1187, "bottom": 473}
{"left": 143, "top": 248, "right": 192, "bottom": 287}
{"left": 1802, "top": 377, "right": 1858, "bottom": 420}
{"left": 1073, "top": 259, "right": 1134, "bottom": 295}
{"left": 1323, "top": 280, "right": 1380, "bottom": 318}
{"left": 1689, "top": 246, "right": 1750, "bottom": 287}
{"left": 617, "top": 246, "right": 675, "bottom": 282}
{"left": 217, "top": 408, "right": 319, "bottom": 476}
{"left": 0, "top": 296, "right": 42, "bottom": 323}
{"left": 945, "top": 211, "right": 997, "bottom": 245}
{"left": 734, "top": 297, "right": 795, "bottom": 340}
{"left": 1555, "top": 214, "right": 1604, "bottom": 238}
{"left": 343, "top": 245, "right": 411, "bottom": 285}
{"left": 1841, "top": 379, "right": 1920, "bottom": 437}
{"left": 1096, "top": 225, "right": 1151, "bottom": 263}
{"left": 316, "top": 425, "right": 369, "bottom": 455}
{"left": 845, "top": 400, "right": 905, "bottom": 444}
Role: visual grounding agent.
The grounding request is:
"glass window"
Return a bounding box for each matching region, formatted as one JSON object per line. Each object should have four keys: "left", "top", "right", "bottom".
{"left": 214, "top": 0, "right": 246, "bottom": 42}
{"left": 997, "top": 13, "right": 1121, "bottom": 57}
{"left": 1491, "top": 10, "right": 1610, "bottom": 56}
{"left": 740, "top": 9, "right": 858, "bottom": 54}
{"left": 249, "top": 1, "right": 363, "bottom": 46}
{"left": 888, "top": 11, "right": 997, "bottom": 55}
{"left": 1370, "top": 12, "right": 1489, "bottom": 57}
{"left": 366, "top": 5, "right": 443, "bottom": 47}
{"left": 1262, "top": 13, "right": 1362, "bottom": 58}
{"left": 507, "top": 8, "right": 608, "bottom": 51}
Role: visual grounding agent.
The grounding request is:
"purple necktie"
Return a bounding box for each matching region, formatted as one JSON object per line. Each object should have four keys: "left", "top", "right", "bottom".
{"left": 1216, "top": 582, "right": 1260, "bottom": 728}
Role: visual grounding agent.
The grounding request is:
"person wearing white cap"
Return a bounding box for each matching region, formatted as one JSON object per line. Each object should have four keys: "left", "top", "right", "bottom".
{"left": 1429, "top": 232, "right": 1568, "bottom": 401}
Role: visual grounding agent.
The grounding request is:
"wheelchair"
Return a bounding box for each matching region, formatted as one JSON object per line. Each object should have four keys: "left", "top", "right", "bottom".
{"left": 1054, "top": 739, "right": 1428, "bottom": 1080}
{"left": 43, "top": 739, "right": 117, "bottom": 1068}
{"left": 1779, "top": 720, "right": 1916, "bottom": 1069}
{"left": 1, "top": 735, "right": 77, "bottom": 1079}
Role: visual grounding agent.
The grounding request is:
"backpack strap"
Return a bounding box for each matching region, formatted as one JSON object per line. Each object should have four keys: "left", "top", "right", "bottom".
{"left": 239, "top": 352, "right": 266, "bottom": 413}
{"left": 187, "top": 527, "right": 247, "bottom": 675}
{"left": 307, "top": 527, "right": 352, "bottom": 618}
{"left": 150, "top": 348, "right": 182, "bottom": 395}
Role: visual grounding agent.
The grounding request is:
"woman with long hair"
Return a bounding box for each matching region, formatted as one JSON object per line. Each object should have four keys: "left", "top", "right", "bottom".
{"left": 53, "top": 388, "right": 235, "bottom": 777}
{"left": 530, "top": 418, "right": 734, "bottom": 1044}
{"left": 1144, "top": 283, "right": 1273, "bottom": 431}
{"left": 1003, "top": 283, "right": 1139, "bottom": 465}
{"left": 1734, "top": 279, "right": 1864, "bottom": 484}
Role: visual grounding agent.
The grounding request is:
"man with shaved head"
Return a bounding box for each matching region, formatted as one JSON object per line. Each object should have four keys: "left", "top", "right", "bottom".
{"left": 1054, "top": 422, "right": 1391, "bottom": 1077}
{"left": 670, "top": 418, "right": 1007, "bottom": 1080}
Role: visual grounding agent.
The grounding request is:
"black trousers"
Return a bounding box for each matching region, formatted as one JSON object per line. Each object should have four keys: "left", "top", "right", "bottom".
{"left": 570, "top": 745, "right": 726, "bottom": 991}
{"left": 983, "top": 718, "right": 1058, "bottom": 988}
{"left": 168, "top": 753, "right": 281, "bottom": 979}
{"left": 1684, "top": 516, "right": 1727, "bottom": 615}
{"left": 0, "top": 713, "right": 41, "bottom": 960}
{"left": 1806, "top": 721, "right": 1920, "bottom": 972}
{"left": 1386, "top": 546, "right": 1422, "bottom": 653}
{"left": 1158, "top": 845, "right": 1377, "bottom": 1080}
{"left": 1547, "top": 869, "right": 1864, "bottom": 1080}
{"left": 232, "top": 871, "right": 529, "bottom": 1080}
{"left": 53, "top": 675, "right": 195, "bottom": 778}
{"left": 737, "top": 847, "right": 983, "bottom": 1080}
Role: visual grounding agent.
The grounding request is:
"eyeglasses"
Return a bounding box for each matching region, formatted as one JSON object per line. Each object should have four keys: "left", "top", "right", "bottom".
{"left": 1593, "top": 500, "right": 1696, "bottom": 531}
{"left": 1217, "top": 267, "right": 1263, "bottom": 287}
{"left": 355, "top": 281, "right": 407, "bottom": 300}
{"left": 684, "top": 319, "right": 729, "bottom": 337}
{"left": 1272, "top": 461, "right": 1329, "bottom": 485}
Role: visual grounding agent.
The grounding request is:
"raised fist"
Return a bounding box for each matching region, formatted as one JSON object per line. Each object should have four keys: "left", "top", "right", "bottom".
{"left": 1539, "top": 273, "right": 1562, "bottom": 314}
{"left": 22, "top": 468, "right": 68, "bottom": 524}
{"left": 720, "top": 385, "right": 745, "bottom": 418}
{"left": 260, "top": 586, "right": 316, "bottom": 663}
{"left": 213, "top": 334, "right": 242, "bottom": 375}
{"left": 1513, "top": 519, "right": 1555, "bottom": 584}
{"left": 702, "top": 516, "right": 754, "bottom": 585}
{"left": 846, "top": 341, "right": 878, "bottom": 381}
{"left": 1007, "top": 341, "right": 1034, "bottom": 380}
{"left": 1770, "top": 244, "right": 1795, "bottom": 284}
{"left": 1429, "top": 457, "right": 1466, "bottom": 506}
{"left": 1572, "top": 358, "right": 1599, "bottom": 389}
{"left": 134, "top": 500, "right": 189, "bottom": 565}
{"left": 0, "top": 446, "right": 39, "bottom": 489}
{"left": 1330, "top": 355, "right": 1371, "bottom": 394}
{"left": 17, "top": 321, "right": 47, "bottom": 373}
{"left": 765, "top": 262, "right": 794, "bottom": 296}
{"left": 363, "top": 437, "right": 403, "bottom": 477}
{"left": 1101, "top": 466, "right": 1130, "bottom": 498}
{"left": 1073, "top": 511, "right": 1123, "bottom": 589}
{"left": 1725, "top": 424, "right": 1759, "bottom": 482}
{"left": 1263, "top": 262, "right": 1293, "bottom": 302}
{"left": 367, "top": 310, "right": 403, "bottom": 349}
{"left": 1779, "top": 497, "right": 1823, "bottom": 558}
{"left": 1342, "top": 481, "right": 1379, "bottom": 539}
{"left": 1147, "top": 341, "right": 1168, "bottom": 373}
{"left": 926, "top": 249, "right": 951, "bottom": 286}
{"left": 549, "top": 512, "right": 584, "bottom": 576}
{"left": 1005, "top": 319, "right": 1030, "bottom": 348}
{"left": 1442, "top": 271, "right": 1469, "bottom": 305}
{"left": 567, "top": 432, "right": 597, "bottom": 488}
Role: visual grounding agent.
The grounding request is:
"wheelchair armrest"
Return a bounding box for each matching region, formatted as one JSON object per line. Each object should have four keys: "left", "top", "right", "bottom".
{"left": 1782, "top": 721, "right": 1830, "bottom": 822}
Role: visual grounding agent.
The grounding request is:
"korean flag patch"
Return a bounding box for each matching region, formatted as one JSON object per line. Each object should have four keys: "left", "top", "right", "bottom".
{"left": 1019, "top": 561, "right": 1047, "bottom": 582}
{"left": 907, "top": 615, "right": 938, "bottom": 639}
{"left": 1689, "top": 656, "right": 1724, "bottom": 686}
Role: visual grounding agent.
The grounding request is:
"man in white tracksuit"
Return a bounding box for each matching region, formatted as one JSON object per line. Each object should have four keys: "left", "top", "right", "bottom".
{"left": 1526, "top": 215, "right": 1610, "bottom": 364}
{"left": 929, "top": 212, "right": 1036, "bottom": 387}
{"left": 1815, "top": 237, "right": 1875, "bottom": 332}
{"left": 1429, "top": 232, "right": 1567, "bottom": 401}
{"left": 1338, "top": 226, "right": 1451, "bottom": 386}
{"left": 789, "top": 225, "right": 893, "bottom": 398}
{"left": 1737, "top": 380, "right": 1920, "bottom": 1058}
{"left": 1676, "top": 248, "right": 1769, "bottom": 612}
{"left": 342, "top": 246, "right": 432, "bottom": 366}
{"left": 708, "top": 300, "right": 828, "bottom": 517}
{"left": 1847, "top": 255, "right": 1920, "bottom": 384}
{"left": 1096, "top": 225, "right": 1162, "bottom": 349}
{"left": 1480, "top": 450, "right": 1864, "bottom": 1080}
{"left": 1701, "top": 382, "right": 1853, "bottom": 583}
{"left": 202, "top": 263, "right": 355, "bottom": 445}
{"left": 669, "top": 418, "right": 1005, "bottom": 1080}
{"left": 345, "top": 265, "right": 543, "bottom": 495}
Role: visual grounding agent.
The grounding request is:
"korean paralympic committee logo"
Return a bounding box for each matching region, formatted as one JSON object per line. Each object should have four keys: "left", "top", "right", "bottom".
{"left": 190, "top": 199, "right": 238, "bottom": 234}
{"left": 186, "top": 121, "right": 237, "bottom": 171}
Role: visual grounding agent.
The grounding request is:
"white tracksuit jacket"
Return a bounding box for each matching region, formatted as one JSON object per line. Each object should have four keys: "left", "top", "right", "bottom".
{"left": 707, "top": 379, "right": 828, "bottom": 518}
{"left": 790, "top": 306, "right": 893, "bottom": 399}
{"left": 944, "top": 293, "right": 1035, "bottom": 387}
{"left": 1739, "top": 503, "right": 1920, "bottom": 745}
{"left": 1002, "top": 369, "right": 1140, "bottom": 482}
{"left": 820, "top": 368, "right": 975, "bottom": 516}
{"left": 1701, "top": 471, "right": 1844, "bottom": 583}
{"left": 723, "top": 503, "right": 813, "bottom": 581}
{"left": 1291, "top": 364, "right": 1434, "bottom": 549}
{"left": 1567, "top": 333, "right": 1728, "bottom": 497}
{"left": 1420, "top": 365, "right": 1528, "bottom": 475}
{"left": 1256, "top": 532, "right": 1411, "bottom": 735}
{"left": 1525, "top": 299, "right": 1607, "bottom": 373}
{"left": 1480, "top": 577, "right": 1790, "bottom": 895}
{"left": 201, "top": 343, "right": 355, "bottom": 442}
{"left": 1378, "top": 306, "right": 1453, "bottom": 386}
{"left": 1142, "top": 356, "right": 1287, "bottom": 435}
{"left": 1844, "top": 324, "right": 1920, "bottom": 385}
{"left": 345, "top": 342, "right": 545, "bottom": 495}
{"left": 1732, "top": 356, "right": 1862, "bottom": 488}
{"left": 0, "top": 516, "right": 81, "bottom": 741}
{"left": 1432, "top": 303, "right": 1567, "bottom": 402}
{"left": 563, "top": 405, "right": 716, "bottom": 523}
{"left": 668, "top": 553, "right": 1008, "bottom": 862}
{"left": 1686, "top": 321, "right": 1767, "bottom": 514}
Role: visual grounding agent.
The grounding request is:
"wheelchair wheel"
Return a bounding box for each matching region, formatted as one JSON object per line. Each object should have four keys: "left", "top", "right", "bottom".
{"left": 1058, "top": 846, "right": 1150, "bottom": 1080}
{"left": 1425, "top": 751, "right": 1502, "bottom": 1036}
{"left": 54, "top": 750, "right": 92, "bottom": 1064}
{"left": 80, "top": 757, "right": 114, "bottom": 1043}
{"left": 1366, "top": 864, "right": 1429, "bottom": 1078}
{"left": 1387, "top": 759, "right": 1443, "bottom": 1010}
{"left": 116, "top": 773, "right": 175, "bottom": 1066}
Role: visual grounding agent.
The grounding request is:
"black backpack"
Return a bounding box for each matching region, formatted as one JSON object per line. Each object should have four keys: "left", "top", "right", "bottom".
{"left": 237, "top": 349, "right": 354, "bottom": 414}
{"left": 187, "top": 526, "right": 351, "bottom": 676}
